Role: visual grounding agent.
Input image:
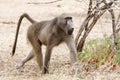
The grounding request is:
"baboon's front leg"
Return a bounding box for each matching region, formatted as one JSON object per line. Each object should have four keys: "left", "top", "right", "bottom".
{"left": 65, "top": 36, "right": 78, "bottom": 64}
{"left": 42, "top": 36, "right": 55, "bottom": 74}
{"left": 42, "top": 46, "right": 53, "bottom": 74}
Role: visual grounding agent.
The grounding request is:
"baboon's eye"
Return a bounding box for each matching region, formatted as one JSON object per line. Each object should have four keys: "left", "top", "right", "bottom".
{"left": 65, "top": 17, "right": 72, "bottom": 25}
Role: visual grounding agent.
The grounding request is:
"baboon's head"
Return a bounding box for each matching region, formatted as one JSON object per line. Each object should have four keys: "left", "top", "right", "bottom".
{"left": 54, "top": 14, "right": 74, "bottom": 35}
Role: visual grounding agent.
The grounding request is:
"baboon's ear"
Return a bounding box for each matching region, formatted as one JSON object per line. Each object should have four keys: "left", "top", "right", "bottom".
{"left": 53, "top": 17, "right": 58, "bottom": 25}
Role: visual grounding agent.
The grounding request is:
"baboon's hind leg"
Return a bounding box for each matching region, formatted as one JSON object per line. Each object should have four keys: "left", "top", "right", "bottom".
{"left": 35, "top": 46, "right": 43, "bottom": 70}
{"left": 28, "top": 34, "right": 43, "bottom": 70}
{"left": 17, "top": 50, "right": 34, "bottom": 69}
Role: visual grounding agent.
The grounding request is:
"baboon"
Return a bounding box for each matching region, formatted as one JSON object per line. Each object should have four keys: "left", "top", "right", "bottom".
{"left": 12, "top": 13, "right": 77, "bottom": 74}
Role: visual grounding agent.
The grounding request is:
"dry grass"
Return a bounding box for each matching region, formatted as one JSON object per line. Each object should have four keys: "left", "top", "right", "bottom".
{"left": 0, "top": 0, "right": 120, "bottom": 80}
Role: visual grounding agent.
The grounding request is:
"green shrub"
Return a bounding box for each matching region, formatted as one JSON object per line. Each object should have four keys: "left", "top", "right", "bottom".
{"left": 78, "top": 36, "right": 120, "bottom": 66}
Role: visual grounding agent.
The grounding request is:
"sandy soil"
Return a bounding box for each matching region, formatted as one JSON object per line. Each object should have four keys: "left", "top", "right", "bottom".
{"left": 0, "top": 0, "right": 120, "bottom": 80}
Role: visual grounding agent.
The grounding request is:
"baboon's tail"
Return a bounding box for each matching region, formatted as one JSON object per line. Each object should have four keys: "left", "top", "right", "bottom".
{"left": 11, "top": 13, "right": 36, "bottom": 56}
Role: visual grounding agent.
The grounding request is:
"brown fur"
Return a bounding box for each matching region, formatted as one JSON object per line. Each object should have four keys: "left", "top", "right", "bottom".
{"left": 12, "top": 13, "right": 77, "bottom": 74}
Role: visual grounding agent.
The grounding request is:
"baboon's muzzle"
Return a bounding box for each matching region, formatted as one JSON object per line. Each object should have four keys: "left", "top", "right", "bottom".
{"left": 68, "top": 28, "right": 74, "bottom": 35}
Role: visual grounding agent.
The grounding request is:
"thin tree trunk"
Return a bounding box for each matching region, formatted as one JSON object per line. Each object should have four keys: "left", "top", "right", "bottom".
{"left": 75, "top": 0, "right": 113, "bottom": 52}
{"left": 109, "top": 9, "right": 116, "bottom": 45}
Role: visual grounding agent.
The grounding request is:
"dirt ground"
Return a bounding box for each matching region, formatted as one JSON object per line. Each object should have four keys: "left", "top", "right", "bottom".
{"left": 0, "top": 0, "right": 120, "bottom": 80}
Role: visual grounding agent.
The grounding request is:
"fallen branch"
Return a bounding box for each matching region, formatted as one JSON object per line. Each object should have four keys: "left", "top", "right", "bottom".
{"left": 27, "top": 0, "right": 62, "bottom": 5}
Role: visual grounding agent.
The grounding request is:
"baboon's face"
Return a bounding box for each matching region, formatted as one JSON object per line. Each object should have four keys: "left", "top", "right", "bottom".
{"left": 57, "top": 16, "right": 74, "bottom": 35}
